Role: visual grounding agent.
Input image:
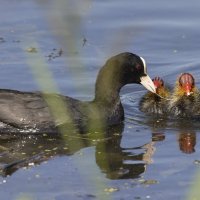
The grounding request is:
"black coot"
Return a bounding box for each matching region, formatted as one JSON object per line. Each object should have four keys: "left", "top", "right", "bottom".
{"left": 0, "top": 52, "right": 156, "bottom": 133}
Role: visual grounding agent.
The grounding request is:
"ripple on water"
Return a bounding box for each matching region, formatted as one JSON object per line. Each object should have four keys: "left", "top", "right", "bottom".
{"left": 122, "top": 91, "right": 168, "bottom": 130}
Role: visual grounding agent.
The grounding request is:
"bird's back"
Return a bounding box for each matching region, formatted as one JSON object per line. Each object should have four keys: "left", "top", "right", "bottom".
{"left": 0, "top": 89, "right": 84, "bottom": 133}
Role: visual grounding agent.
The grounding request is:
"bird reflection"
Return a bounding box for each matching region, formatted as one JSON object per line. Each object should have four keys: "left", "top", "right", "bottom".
{"left": 0, "top": 124, "right": 156, "bottom": 179}
{"left": 152, "top": 128, "right": 197, "bottom": 154}
{"left": 178, "top": 131, "right": 196, "bottom": 154}
{"left": 0, "top": 119, "right": 195, "bottom": 178}
{"left": 145, "top": 115, "right": 197, "bottom": 154}
{"left": 173, "top": 120, "right": 197, "bottom": 154}
{"left": 95, "top": 131, "right": 156, "bottom": 180}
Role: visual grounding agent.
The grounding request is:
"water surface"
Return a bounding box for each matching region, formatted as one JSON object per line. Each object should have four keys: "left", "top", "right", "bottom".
{"left": 0, "top": 0, "right": 200, "bottom": 199}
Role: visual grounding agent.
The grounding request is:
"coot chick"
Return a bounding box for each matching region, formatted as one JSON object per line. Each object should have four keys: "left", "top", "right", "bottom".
{"left": 139, "top": 76, "right": 170, "bottom": 115}
{"left": 0, "top": 52, "right": 156, "bottom": 134}
{"left": 169, "top": 73, "right": 200, "bottom": 118}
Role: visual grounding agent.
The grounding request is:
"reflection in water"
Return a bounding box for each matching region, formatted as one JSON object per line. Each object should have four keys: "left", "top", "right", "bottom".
{"left": 152, "top": 128, "right": 197, "bottom": 154}
{"left": 144, "top": 115, "right": 197, "bottom": 154}
{"left": 174, "top": 121, "right": 197, "bottom": 154}
{"left": 95, "top": 132, "right": 156, "bottom": 180}
{"left": 0, "top": 117, "right": 196, "bottom": 179}
{"left": 0, "top": 124, "right": 157, "bottom": 180}
{"left": 152, "top": 132, "right": 165, "bottom": 142}
{"left": 178, "top": 131, "right": 196, "bottom": 154}
{"left": 0, "top": 134, "right": 69, "bottom": 176}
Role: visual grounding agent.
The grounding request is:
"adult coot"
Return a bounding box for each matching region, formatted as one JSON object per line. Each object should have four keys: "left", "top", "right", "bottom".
{"left": 0, "top": 52, "right": 156, "bottom": 133}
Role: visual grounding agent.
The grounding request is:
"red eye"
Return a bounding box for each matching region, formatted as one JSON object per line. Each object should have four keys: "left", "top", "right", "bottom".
{"left": 136, "top": 64, "right": 142, "bottom": 71}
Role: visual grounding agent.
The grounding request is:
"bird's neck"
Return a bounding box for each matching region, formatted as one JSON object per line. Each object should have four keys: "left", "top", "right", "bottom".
{"left": 93, "top": 65, "right": 123, "bottom": 104}
{"left": 95, "top": 76, "right": 122, "bottom": 105}
{"left": 94, "top": 83, "right": 121, "bottom": 104}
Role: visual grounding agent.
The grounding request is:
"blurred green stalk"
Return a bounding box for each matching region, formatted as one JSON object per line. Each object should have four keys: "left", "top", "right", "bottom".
{"left": 25, "top": 42, "right": 111, "bottom": 200}
{"left": 26, "top": 42, "right": 75, "bottom": 133}
{"left": 187, "top": 169, "right": 200, "bottom": 200}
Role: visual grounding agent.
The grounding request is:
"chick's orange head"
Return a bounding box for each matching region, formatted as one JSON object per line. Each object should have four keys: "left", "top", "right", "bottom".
{"left": 179, "top": 73, "right": 195, "bottom": 96}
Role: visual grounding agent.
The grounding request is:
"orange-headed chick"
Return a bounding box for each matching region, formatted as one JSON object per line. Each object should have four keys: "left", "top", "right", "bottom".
{"left": 169, "top": 73, "right": 200, "bottom": 118}
{"left": 139, "top": 77, "right": 170, "bottom": 115}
